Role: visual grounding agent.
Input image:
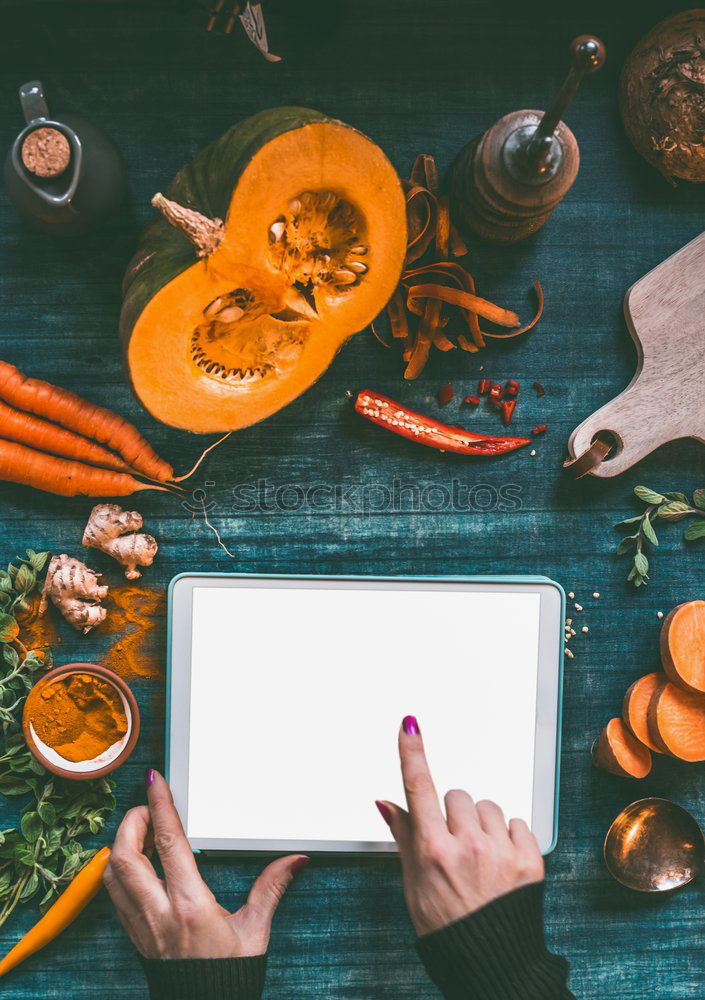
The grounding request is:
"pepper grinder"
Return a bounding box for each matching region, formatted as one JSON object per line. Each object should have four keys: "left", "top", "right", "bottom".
{"left": 448, "top": 36, "right": 606, "bottom": 243}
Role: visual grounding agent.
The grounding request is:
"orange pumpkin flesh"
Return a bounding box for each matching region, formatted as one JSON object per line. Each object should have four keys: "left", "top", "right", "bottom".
{"left": 126, "top": 121, "right": 407, "bottom": 433}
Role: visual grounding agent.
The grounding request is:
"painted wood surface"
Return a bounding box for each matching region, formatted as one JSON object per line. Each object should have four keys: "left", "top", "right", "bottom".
{"left": 2, "top": 1, "right": 705, "bottom": 996}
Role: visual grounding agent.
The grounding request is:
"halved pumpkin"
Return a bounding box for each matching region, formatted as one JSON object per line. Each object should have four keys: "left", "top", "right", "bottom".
{"left": 121, "top": 107, "right": 407, "bottom": 433}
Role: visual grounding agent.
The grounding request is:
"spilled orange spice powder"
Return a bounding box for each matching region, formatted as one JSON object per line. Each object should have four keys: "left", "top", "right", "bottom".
{"left": 27, "top": 673, "right": 127, "bottom": 763}
{"left": 98, "top": 585, "right": 165, "bottom": 681}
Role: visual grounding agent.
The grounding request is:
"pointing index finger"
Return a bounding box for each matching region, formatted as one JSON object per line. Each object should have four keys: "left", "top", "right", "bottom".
{"left": 398, "top": 716, "right": 445, "bottom": 833}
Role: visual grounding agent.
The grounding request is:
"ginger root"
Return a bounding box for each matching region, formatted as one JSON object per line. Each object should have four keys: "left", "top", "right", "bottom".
{"left": 82, "top": 503, "right": 158, "bottom": 580}
{"left": 40, "top": 554, "right": 108, "bottom": 634}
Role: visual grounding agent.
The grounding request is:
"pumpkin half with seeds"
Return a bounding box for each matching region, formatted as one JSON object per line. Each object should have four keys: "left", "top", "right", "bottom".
{"left": 121, "top": 107, "right": 407, "bottom": 433}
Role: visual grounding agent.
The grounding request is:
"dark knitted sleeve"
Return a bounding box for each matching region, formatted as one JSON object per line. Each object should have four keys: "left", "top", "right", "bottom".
{"left": 416, "top": 883, "right": 574, "bottom": 1000}
{"left": 139, "top": 954, "right": 267, "bottom": 1000}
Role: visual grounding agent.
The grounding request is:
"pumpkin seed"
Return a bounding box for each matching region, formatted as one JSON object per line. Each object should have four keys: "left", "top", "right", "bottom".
{"left": 347, "top": 260, "right": 367, "bottom": 274}
{"left": 350, "top": 245, "right": 368, "bottom": 255}
{"left": 332, "top": 269, "right": 357, "bottom": 285}
{"left": 269, "top": 219, "right": 286, "bottom": 243}
{"left": 216, "top": 305, "right": 245, "bottom": 323}
{"left": 203, "top": 297, "right": 224, "bottom": 317}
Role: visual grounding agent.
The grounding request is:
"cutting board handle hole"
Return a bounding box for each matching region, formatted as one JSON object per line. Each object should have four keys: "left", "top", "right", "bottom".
{"left": 590, "top": 429, "right": 620, "bottom": 460}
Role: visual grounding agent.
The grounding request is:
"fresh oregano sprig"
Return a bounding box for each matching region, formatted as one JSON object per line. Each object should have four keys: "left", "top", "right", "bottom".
{"left": 615, "top": 486, "right": 705, "bottom": 586}
{"left": 0, "top": 549, "right": 116, "bottom": 927}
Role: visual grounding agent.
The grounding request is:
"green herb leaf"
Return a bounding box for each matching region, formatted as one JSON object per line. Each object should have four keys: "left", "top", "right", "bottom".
{"left": 658, "top": 501, "right": 692, "bottom": 522}
{"left": 37, "top": 801, "right": 56, "bottom": 826}
{"left": 693, "top": 489, "right": 705, "bottom": 511}
{"left": 642, "top": 516, "right": 659, "bottom": 546}
{"left": 0, "top": 613, "right": 19, "bottom": 644}
{"left": 617, "top": 535, "right": 638, "bottom": 554}
{"left": 19, "top": 871, "right": 39, "bottom": 902}
{"left": 616, "top": 515, "right": 643, "bottom": 528}
{"left": 665, "top": 491, "right": 689, "bottom": 503}
{"left": 634, "top": 551, "right": 649, "bottom": 578}
{"left": 20, "top": 812, "right": 42, "bottom": 844}
{"left": 634, "top": 486, "right": 665, "bottom": 504}
{"left": 685, "top": 520, "right": 705, "bottom": 542}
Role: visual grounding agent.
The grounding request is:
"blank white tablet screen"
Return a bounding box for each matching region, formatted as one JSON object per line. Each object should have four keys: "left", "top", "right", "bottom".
{"left": 186, "top": 586, "right": 541, "bottom": 843}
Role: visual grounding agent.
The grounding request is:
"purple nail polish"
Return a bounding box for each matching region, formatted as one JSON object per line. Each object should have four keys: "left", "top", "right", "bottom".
{"left": 375, "top": 800, "right": 392, "bottom": 824}
{"left": 291, "top": 856, "right": 310, "bottom": 873}
{"left": 402, "top": 715, "right": 419, "bottom": 736}
{"left": 145, "top": 768, "right": 156, "bottom": 788}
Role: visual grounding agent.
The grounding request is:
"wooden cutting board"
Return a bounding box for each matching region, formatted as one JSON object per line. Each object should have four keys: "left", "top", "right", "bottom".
{"left": 566, "top": 231, "right": 705, "bottom": 478}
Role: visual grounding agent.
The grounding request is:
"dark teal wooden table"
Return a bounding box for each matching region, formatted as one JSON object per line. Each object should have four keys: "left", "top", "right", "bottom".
{"left": 2, "top": 1, "right": 705, "bottom": 996}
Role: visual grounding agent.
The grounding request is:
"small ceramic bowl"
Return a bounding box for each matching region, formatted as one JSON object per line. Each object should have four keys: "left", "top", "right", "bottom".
{"left": 22, "top": 662, "right": 140, "bottom": 781}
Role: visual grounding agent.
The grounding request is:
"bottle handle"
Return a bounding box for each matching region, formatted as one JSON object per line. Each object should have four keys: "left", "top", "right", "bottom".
{"left": 19, "top": 81, "right": 50, "bottom": 126}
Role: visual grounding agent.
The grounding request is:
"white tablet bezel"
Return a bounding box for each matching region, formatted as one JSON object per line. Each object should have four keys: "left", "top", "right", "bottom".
{"left": 167, "top": 574, "right": 564, "bottom": 855}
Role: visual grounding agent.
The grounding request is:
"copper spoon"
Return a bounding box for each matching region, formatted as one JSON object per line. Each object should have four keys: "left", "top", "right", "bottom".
{"left": 604, "top": 798, "right": 705, "bottom": 892}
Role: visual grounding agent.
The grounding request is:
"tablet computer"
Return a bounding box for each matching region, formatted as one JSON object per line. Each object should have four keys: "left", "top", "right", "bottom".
{"left": 167, "top": 574, "right": 564, "bottom": 855}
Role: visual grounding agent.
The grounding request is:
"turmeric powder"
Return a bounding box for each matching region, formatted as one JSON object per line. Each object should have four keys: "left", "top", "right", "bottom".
{"left": 26, "top": 673, "right": 128, "bottom": 763}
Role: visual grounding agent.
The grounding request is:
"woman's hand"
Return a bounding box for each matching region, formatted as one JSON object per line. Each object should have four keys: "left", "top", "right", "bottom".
{"left": 376, "top": 716, "right": 544, "bottom": 937}
{"left": 104, "top": 769, "right": 308, "bottom": 960}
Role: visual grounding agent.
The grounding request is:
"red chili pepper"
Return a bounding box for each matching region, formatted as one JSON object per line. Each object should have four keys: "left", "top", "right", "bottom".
{"left": 354, "top": 390, "right": 531, "bottom": 456}
{"left": 504, "top": 379, "right": 520, "bottom": 398}
{"left": 463, "top": 395, "right": 481, "bottom": 406}
{"left": 489, "top": 383, "right": 503, "bottom": 406}
{"left": 478, "top": 379, "right": 491, "bottom": 395}
{"left": 533, "top": 381, "right": 545, "bottom": 397}
{"left": 532, "top": 424, "right": 548, "bottom": 436}
{"left": 437, "top": 383, "right": 454, "bottom": 406}
{"left": 501, "top": 399, "right": 517, "bottom": 425}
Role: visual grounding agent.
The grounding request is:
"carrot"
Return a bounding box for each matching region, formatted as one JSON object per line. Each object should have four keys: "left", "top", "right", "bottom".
{"left": 647, "top": 680, "right": 705, "bottom": 761}
{"left": 592, "top": 718, "right": 652, "bottom": 778}
{"left": 660, "top": 600, "right": 705, "bottom": 694}
{"left": 0, "top": 362, "right": 173, "bottom": 482}
{"left": 0, "top": 400, "right": 134, "bottom": 474}
{"left": 622, "top": 673, "right": 665, "bottom": 753}
{"left": 0, "top": 439, "right": 165, "bottom": 497}
{"left": 0, "top": 847, "right": 110, "bottom": 978}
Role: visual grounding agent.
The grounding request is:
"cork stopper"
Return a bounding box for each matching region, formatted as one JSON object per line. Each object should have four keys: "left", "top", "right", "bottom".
{"left": 21, "top": 127, "right": 71, "bottom": 178}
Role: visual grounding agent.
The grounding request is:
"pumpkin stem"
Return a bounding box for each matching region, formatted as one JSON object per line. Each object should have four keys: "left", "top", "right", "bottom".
{"left": 151, "top": 193, "right": 225, "bottom": 257}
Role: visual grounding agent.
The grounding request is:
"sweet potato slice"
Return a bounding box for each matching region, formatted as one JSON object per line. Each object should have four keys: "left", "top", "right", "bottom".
{"left": 592, "top": 718, "right": 652, "bottom": 778}
{"left": 647, "top": 680, "right": 705, "bottom": 761}
{"left": 622, "top": 672, "right": 666, "bottom": 753}
{"left": 660, "top": 600, "right": 705, "bottom": 694}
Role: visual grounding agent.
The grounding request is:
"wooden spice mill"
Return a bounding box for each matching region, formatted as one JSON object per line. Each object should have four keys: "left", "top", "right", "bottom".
{"left": 448, "top": 36, "right": 606, "bottom": 242}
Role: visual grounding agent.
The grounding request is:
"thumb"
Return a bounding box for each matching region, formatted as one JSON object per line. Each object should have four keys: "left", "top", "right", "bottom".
{"left": 243, "top": 854, "right": 309, "bottom": 928}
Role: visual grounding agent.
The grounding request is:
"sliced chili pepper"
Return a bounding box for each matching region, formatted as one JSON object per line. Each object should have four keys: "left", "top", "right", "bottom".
{"left": 463, "top": 395, "right": 481, "bottom": 406}
{"left": 478, "top": 379, "right": 492, "bottom": 395}
{"left": 489, "top": 383, "right": 503, "bottom": 406}
{"left": 504, "top": 379, "right": 520, "bottom": 398}
{"left": 533, "top": 381, "right": 545, "bottom": 397}
{"left": 501, "top": 400, "right": 517, "bottom": 425}
{"left": 532, "top": 424, "right": 548, "bottom": 436}
{"left": 437, "top": 383, "right": 454, "bottom": 406}
{"left": 354, "top": 390, "right": 531, "bottom": 457}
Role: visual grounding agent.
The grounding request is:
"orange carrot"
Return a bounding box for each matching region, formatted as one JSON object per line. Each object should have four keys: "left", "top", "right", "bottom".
{"left": 660, "top": 600, "right": 705, "bottom": 694}
{"left": 622, "top": 673, "right": 665, "bottom": 753}
{"left": 0, "top": 362, "right": 173, "bottom": 482}
{"left": 0, "top": 400, "right": 133, "bottom": 474}
{"left": 0, "top": 847, "right": 110, "bottom": 979}
{"left": 0, "top": 439, "right": 164, "bottom": 497}
{"left": 647, "top": 681, "right": 705, "bottom": 761}
{"left": 592, "top": 718, "right": 652, "bottom": 778}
